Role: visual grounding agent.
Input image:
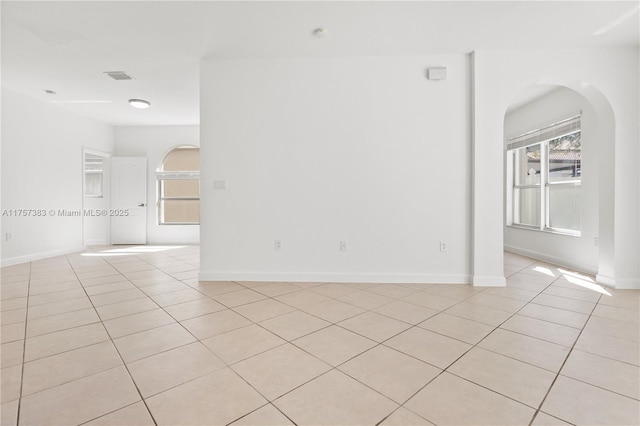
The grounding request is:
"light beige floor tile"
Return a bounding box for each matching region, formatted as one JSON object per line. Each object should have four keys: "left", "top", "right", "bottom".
{"left": 80, "top": 274, "right": 128, "bottom": 287}
{"left": 541, "top": 375, "right": 640, "bottom": 425}
{"left": 402, "top": 292, "right": 459, "bottom": 311}
{"left": 27, "top": 297, "right": 93, "bottom": 320}
{"left": 575, "top": 328, "right": 640, "bottom": 366}
{"left": 259, "top": 310, "right": 330, "bottom": 341}
{"left": 582, "top": 315, "right": 640, "bottom": 342}
{"left": 149, "top": 288, "right": 206, "bottom": 307}
{"left": 89, "top": 288, "right": 146, "bottom": 307}
{"left": 27, "top": 288, "right": 84, "bottom": 306}
{"left": 103, "top": 308, "right": 175, "bottom": 339}
{"left": 338, "top": 311, "right": 410, "bottom": 342}
{"left": 449, "top": 347, "right": 556, "bottom": 407}
{"left": 598, "top": 294, "right": 640, "bottom": 311}
{"left": 0, "top": 282, "right": 28, "bottom": 300}
{"left": 233, "top": 343, "right": 331, "bottom": 400}
{"left": 146, "top": 367, "right": 267, "bottom": 425}
{"left": 543, "top": 285, "right": 601, "bottom": 302}
{"left": 311, "top": 283, "right": 360, "bottom": 298}
{"left": 385, "top": 327, "right": 471, "bottom": 369}
{"left": 531, "top": 412, "right": 573, "bottom": 425}
{"left": 367, "top": 284, "right": 419, "bottom": 299}
{"left": 1, "top": 317, "right": 25, "bottom": 344}
{"left": 531, "top": 293, "right": 595, "bottom": 314}
{"left": 163, "top": 297, "right": 226, "bottom": 321}
{"left": 22, "top": 341, "right": 122, "bottom": 396}
{"left": 302, "top": 299, "right": 366, "bottom": 324}
{"left": 424, "top": 284, "right": 480, "bottom": 301}
{"left": 561, "top": 349, "right": 640, "bottom": 399}
{"left": 195, "top": 281, "right": 245, "bottom": 297}
{"left": 113, "top": 322, "right": 196, "bottom": 362}
{"left": 95, "top": 298, "right": 159, "bottom": 321}
{"left": 0, "top": 308, "right": 27, "bottom": 325}
{"left": 213, "top": 288, "right": 268, "bottom": 307}
{"left": 287, "top": 281, "right": 325, "bottom": 289}
{"left": 380, "top": 407, "right": 435, "bottom": 425}
{"left": 181, "top": 309, "right": 251, "bottom": 339}
{"left": 444, "top": 302, "right": 513, "bottom": 326}
{"left": 83, "top": 281, "right": 135, "bottom": 296}
{"left": 19, "top": 366, "right": 140, "bottom": 426}
{"left": 140, "top": 280, "right": 190, "bottom": 296}
{"left": 26, "top": 307, "right": 100, "bottom": 338}
{"left": 275, "top": 289, "right": 332, "bottom": 309}
{"left": 24, "top": 323, "right": 110, "bottom": 362}
{"left": 405, "top": 372, "right": 535, "bottom": 425}
{"left": 593, "top": 303, "right": 640, "bottom": 324}
{"left": 339, "top": 290, "right": 394, "bottom": 310}
{"left": 1, "top": 365, "right": 22, "bottom": 403}
{"left": 84, "top": 401, "right": 155, "bottom": 425}
{"left": 465, "top": 292, "right": 528, "bottom": 313}
{"left": 0, "top": 297, "right": 27, "bottom": 312}
{"left": 339, "top": 345, "right": 440, "bottom": 404}
{"left": 202, "top": 324, "right": 286, "bottom": 364}
{"left": 273, "top": 369, "right": 398, "bottom": 425}
{"left": 418, "top": 312, "right": 495, "bottom": 344}
{"left": 482, "top": 286, "right": 538, "bottom": 302}
{"left": 230, "top": 404, "right": 294, "bottom": 425}
{"left": 234, "top": 298, "right": 296, "bottom": 323}
{"left": 1, "top": 340, "right": 24, "bottom": 368}
{"left": 500, "top": 315, "right": 580, "bottom": 347}
{"left": 374, "top": 301, "right": 439, "bottom": 325}
{"left": 251, "top": 282, "right": 300, "bottom": 297}
{"left": 478, "top": 328, "right": 570, "bottom": 372}
{"left": 292, "top": 325, "right": 376, "bottom": 367}
{"left": 127, "top": 341, "right": 225, "bottom": 397}
{"left": 1, "top": 399, "right": 18, "bottom": 426}
{"left": 518, "top": 303, "right": 589, "bottom": 329}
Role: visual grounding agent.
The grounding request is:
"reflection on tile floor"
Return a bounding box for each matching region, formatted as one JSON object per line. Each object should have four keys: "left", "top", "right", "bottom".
{"left": 1, "top": 247, "right": 639, "bottom": 425}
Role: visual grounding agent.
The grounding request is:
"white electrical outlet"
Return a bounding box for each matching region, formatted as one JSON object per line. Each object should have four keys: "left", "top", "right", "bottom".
{"left": 440, "top": 241, "right": 447, "bottom": 252}
{"left": 340, "top": 240, "right": 347, "bottom": 252}
{"left": 274, "top": 240, "right": 282, "bottom": 251}
{"left": 213, "top": 180, "right": 227, "bottom": 190}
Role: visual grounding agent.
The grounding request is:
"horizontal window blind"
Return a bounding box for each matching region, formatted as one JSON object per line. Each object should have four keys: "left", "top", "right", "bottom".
{"left": 507, "top": 114, "right": 581, "bottom": 150}
{"left": 156, "top": 171, "right": 200, "bottom": 180}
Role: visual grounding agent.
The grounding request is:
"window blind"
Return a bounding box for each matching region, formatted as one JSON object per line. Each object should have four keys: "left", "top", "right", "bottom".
{"left": 507, "top": 114, "right": 581, "bottom": 151}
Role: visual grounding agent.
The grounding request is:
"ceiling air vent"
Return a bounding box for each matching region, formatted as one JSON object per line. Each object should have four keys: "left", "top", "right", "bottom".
{"left": 104, "top": 71, "right": 133, "bottom": 81}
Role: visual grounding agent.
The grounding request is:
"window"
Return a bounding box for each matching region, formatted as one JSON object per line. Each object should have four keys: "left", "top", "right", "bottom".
{"left": 84, "top": 154, "right": 104, "bottom": 197}
{"left": 157, "top": 146, "right": 200, "bottom": 225}
{"left": 506, "top": 114, "right": 581, "bottom": 235}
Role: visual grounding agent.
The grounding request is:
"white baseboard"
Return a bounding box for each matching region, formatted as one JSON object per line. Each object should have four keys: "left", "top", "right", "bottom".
{"left": 1, "top": 245, "right": 85, "bottom": 267}
{"left": 595, "top": 273, "right": 616, "bottom": 288}
{"left": 198, "top": 270, "right": 471, "bottom": 285}
{"left": 503, "top": 244, "right": 597, "bottom": 276}
{"left": 84, "top": 239, "right": 108, "bottom": 246}
{"left": 613, "top": 277, "right": 640, "bottom": 290}
{"left": 472, "top": 275, "right": 506, "bottom": 287}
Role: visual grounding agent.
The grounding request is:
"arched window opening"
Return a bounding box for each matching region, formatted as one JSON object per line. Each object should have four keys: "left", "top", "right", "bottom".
{"left": 157, "top": 146, "right": 200, "bottom": 225}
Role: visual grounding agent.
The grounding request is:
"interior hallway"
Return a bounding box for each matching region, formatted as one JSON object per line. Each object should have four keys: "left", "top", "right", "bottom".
{"left": 1, "top": 246, "right": 638, "bottom": 425}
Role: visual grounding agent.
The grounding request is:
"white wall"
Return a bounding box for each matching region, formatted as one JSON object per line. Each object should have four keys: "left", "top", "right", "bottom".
{"left": 504, "top": 87, "right": 599, "bottom": 273}
{"left": 472, "top": 48, "right": 639, "bottom": 289}
{"left": 200, "top": 55, "right": 471, "bottom": 283}
{"left": 1, "top": 89, "right": 114, "bottom": 265}
{"left": 114, "top": 126, "right": 200, "bottom": 245}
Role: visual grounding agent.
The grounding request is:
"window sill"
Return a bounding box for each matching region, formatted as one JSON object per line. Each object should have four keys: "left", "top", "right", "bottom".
{"left": 507, "top": 224, "right": 581, "bottom": 237}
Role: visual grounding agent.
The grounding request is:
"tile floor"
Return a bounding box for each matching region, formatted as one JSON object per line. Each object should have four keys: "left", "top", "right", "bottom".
{"left": 1, "top": 246, "right": 639, "bottom": 425}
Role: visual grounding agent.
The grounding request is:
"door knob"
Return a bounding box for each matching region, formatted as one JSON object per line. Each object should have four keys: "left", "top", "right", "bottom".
{"left": 138, "top": 203, "right": 146, "bottom": 207}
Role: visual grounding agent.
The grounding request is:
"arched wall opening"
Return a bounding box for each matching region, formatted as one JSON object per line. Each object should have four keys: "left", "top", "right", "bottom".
{"left": 502, "top": 83, "right": 615, "bottom": 285}
{"left": 471, "top": 49, "right": 638, "bottom": 290}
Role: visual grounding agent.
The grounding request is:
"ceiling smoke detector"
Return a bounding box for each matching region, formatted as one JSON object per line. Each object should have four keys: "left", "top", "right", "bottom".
{"left": 128, "top": 99, "right": 150, "bottom": 109}
{"left": 312, "top": 28, "right": 328, "bottom": 38}
{"left": 104, "top": 71, "right": 133, "bottom": 81}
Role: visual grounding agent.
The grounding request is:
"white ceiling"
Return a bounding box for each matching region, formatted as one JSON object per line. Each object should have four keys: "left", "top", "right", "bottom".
{"left": 2, "top": 1, "right": 638, "bottom": 126}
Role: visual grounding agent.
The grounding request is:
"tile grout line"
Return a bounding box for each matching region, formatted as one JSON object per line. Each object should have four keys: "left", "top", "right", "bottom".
{"left": 64, "top": 252, "right": 160, "bottom": 426}
{"left": 14, "top": 259, "right": 32, "bottom": 426}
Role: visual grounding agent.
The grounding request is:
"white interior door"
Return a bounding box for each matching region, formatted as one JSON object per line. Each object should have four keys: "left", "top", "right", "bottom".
{"left": 111, "top": 157, "right": 147, "bottom": 244}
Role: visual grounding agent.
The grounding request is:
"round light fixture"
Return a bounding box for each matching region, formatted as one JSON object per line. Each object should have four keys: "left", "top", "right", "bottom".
{"left": 313, "top": 28, "right": 328, "bottom": 38}
{"left": 128, "top": 98, "right": 151, "bottom": 109}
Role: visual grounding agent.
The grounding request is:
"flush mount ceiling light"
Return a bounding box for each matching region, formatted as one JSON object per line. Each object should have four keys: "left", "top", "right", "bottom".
{"left": 312, "top": 28, "right": 328, "bottom": 38}
{"left": 128, "top": 99, "right": 150, "bottom": 109}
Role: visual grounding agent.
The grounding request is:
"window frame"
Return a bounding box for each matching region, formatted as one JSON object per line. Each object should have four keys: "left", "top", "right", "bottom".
{"left": 506, "top": 114, "right": 582, "bottom": 237}
{"left": 156, "top": 147, "right": 200, "bottom": 226}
